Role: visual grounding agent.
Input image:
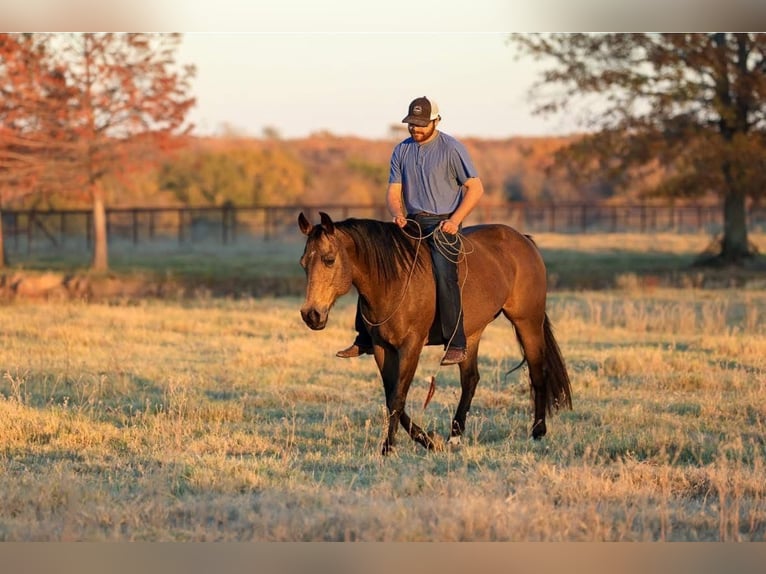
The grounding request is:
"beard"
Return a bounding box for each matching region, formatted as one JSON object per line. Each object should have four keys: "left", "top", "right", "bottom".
{"left": 409, "top": 122, "right": 436, "bottom": 143}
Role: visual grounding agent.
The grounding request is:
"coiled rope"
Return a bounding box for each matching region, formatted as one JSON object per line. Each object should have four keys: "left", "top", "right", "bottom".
{"left": 360, "top": 217, "right": 477, "bottom": 410}
{"left": 361, "top": 218, "right": 473, "bottom": 327}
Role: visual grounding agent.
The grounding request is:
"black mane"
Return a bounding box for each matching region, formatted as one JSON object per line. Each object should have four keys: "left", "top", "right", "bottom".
{"left": 335, "top": 218, "right": 425, "bottom": 283}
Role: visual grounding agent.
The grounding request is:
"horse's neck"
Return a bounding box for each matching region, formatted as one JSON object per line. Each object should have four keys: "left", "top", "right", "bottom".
{"left": 348, "top": 241, "right": 425, "bottom": 324}
{"left": 348, "top": 249, "right": 407, "bottom": 314}
{"left": 350, "top": 264, "right": 386, "bottom": 307}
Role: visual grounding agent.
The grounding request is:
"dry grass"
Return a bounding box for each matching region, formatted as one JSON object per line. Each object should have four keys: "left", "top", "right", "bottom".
{"left": 0, "top": 281, "right": 765, "bottom": 541}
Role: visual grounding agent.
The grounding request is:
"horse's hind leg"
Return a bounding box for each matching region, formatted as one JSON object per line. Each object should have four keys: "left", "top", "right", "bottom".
{"left": 449, "top": 340, "right": 481, "bottom": 446}
{"left": 509, "top": 316, "right": 548, "bottom": 439}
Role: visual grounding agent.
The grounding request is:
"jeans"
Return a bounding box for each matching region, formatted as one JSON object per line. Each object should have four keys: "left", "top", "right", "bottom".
{"left": 352, "top": 213, "right": 466, "bottom": 350}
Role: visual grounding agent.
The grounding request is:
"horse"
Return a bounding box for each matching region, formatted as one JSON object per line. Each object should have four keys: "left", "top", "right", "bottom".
{"left": 298, "top": 211, "right": 572, "bottom": 455}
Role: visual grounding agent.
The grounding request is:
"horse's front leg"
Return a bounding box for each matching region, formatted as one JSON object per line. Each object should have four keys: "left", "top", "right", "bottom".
{"left": 375, "top": 340, "right": 430, "bottom": 454}
{"left": 400, "top": 411, "right": 443, "bottom": 451}
{"left": 374, "top": 344, "right": 401, "bottom": 455}
{"left": 449, "top": 342, "right": 481, "bottom": 446}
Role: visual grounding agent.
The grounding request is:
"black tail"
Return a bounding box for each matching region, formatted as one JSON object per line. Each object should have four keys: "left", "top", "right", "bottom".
{"left": 542, "top": 313, "right": 572, "bottom": 413}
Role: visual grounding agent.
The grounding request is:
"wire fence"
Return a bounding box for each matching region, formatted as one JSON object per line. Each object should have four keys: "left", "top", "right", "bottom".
{"left": 3, "top": 201, "right": 765, "bottom": 258}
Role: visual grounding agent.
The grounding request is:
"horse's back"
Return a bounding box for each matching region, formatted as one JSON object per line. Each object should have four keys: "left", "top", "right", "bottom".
{"left": 461, "top": 223, "right": 547, "bottom": 323}
{"left": 463, "top": 223, "right": 545, "bottom": 273}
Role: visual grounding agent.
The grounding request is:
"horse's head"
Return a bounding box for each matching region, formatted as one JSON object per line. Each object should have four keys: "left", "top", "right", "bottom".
{"left": 298, "top": 211, "right": 354, "bottom": 330}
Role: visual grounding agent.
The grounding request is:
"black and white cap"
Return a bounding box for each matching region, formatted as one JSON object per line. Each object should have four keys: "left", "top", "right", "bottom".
{"left": 401, "top": 96, "right": 441, "bottom": 127}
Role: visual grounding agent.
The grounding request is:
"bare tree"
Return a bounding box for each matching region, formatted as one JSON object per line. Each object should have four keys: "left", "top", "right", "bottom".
{"left": 511, "top": 33, "right": 766, "bottom": 264}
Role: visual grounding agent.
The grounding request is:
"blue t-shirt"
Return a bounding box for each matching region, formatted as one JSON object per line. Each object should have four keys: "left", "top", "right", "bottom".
{"left": 388, "top": 131, "right": 478, "bottom": 216}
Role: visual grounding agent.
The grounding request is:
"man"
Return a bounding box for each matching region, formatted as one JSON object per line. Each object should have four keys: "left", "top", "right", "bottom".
{"left": 337, "top": 96, "right": 484, "bottom": 365}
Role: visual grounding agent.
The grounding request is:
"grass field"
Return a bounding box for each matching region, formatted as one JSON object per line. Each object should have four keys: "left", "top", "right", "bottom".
{"left": 0, "top": 232, "right": 765, "bottom": 541}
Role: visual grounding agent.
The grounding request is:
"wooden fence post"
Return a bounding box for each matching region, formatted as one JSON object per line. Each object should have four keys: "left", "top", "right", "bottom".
{"left": 264, "top": 207, "right": 271, "bottom": 241}
{"left": 27, "top": 211, "right": 34, "bottom": 255}
{"left": 178, "top": 209, "right": 185, "bottom": 244}
{"left": 132, "top": 209, "right": 139, "bottom": 245}
{"left": 12, "top": 212, "right": 19, "bottom": 251}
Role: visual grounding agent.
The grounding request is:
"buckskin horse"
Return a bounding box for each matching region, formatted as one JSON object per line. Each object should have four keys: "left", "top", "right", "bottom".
{"left": 298, "top": 211, "right": 572, "bottom": 455}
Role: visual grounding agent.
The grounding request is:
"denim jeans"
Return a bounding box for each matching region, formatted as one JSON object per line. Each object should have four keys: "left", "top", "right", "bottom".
{"left": 353, "top": 213, "right": 466, "bottom": 350}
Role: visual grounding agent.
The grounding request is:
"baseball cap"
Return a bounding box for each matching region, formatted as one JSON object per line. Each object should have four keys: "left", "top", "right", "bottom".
{"left": 401, "top": 96, "right": 440, "bottom": 127}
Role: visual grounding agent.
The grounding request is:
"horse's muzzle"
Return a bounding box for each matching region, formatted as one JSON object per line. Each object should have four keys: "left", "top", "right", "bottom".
{"left": 300, "top": 306, "right": 328, "bottom": 330}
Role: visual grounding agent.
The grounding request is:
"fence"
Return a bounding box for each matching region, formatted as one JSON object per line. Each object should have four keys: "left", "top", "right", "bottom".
{"left": 3, "top": 201, "right": 766, "bottom": 256}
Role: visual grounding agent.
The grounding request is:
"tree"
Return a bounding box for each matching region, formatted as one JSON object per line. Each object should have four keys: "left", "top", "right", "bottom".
{"left": 158, "top": 145, "right": 308, "bottom": 207}
{"left": 511, "top": 33, "right": 766, "bottom": 264}
{"left": 0, "top": 33, "right": 196, "bottom": 271}
{"left": 0, "top": 33, "right": 57, "bottom": 267}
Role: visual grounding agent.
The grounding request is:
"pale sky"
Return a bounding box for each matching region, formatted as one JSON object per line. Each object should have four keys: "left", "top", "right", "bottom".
{"left": 176, "top": 33, "right": 576, "bottom": 140}
{"left": 6, "top": 0, "right": 763, "bottom": 141}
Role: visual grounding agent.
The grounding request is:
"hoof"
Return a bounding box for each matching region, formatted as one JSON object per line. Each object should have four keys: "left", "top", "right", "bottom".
{"left": 531, "top": 419, "right": 547, "bottom": 440}
{"left": 381, "top": 442, "right": 395, "bottom": 456}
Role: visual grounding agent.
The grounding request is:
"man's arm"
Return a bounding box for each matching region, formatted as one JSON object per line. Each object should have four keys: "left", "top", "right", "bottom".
{"left": 387, "top": 182, "right": 407, "bottom": 227}
{"left": 446, "top": 177, "right": 484, "bottom": 229}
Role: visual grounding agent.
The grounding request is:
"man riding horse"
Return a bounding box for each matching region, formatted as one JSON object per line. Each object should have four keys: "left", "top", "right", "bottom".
{"left": 336, "top": 96, "right": 485, "bottom": 366}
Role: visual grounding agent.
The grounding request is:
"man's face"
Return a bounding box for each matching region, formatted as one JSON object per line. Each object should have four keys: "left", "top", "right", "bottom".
{"left": 408, "top": 120, "right": 437, "bottom": 143}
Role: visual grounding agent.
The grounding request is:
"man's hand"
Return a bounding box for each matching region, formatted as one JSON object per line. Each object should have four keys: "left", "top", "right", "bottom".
{"left": 439, "top": 219, "right": 459, "bottom": 235}
{"left": 393, "top": 215, "right": 407, "bottom": 228}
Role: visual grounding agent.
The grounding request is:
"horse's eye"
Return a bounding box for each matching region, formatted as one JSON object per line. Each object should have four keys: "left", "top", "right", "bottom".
{"left": 322, "top": 256, "right": 336, "bottom": 267}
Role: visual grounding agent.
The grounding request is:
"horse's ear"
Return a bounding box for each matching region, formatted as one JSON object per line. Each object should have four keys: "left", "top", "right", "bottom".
{"left": 319, "top": 211, "right": 334, "bottom": 234}
{"left": 298, "top": 212, "right": 312, "bottom": 236}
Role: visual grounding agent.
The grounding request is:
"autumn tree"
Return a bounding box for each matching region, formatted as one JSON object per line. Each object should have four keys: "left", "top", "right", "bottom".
{"left": 0, "top": 33, "right": 195, "bottom": 271}
{"left": 158, "top": 145, "right": 308, "bottom": 206}
{"left": 0, "top": 33, "right": 59, "bottom": 267}
{"left": 511, "top": 33, "right": 766, "bottom": 264}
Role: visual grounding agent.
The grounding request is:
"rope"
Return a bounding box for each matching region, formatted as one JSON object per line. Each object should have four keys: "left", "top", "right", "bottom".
{"left": 361, "top": 218, "right": 473, "bottom": 328}
{"left": 419, "top": 223, "right": 473, "bottom": 409}
{"left": 359, "top": 218, "right": 425, "bottom": 328}
{"left": 399, "top": 218, "right": 475, "bottom": 263}
{"left": 427, "top": 226, "right": 472, "bottom": 354}
{"left": 361, "top": 218, "right": 474, "bottom": 402}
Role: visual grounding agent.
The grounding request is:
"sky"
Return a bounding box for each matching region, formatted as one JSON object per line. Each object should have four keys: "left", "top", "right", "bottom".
{"left": 176, "top": 33, "right": 576, "bottom": 140}
{"left": 6, "top": 0, "right": 766, "bottom": 141}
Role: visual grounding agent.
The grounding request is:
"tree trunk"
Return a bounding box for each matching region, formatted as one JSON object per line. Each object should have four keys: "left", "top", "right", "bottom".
{"left": 91, "top": 182, "right": 109, "bottom": 271}
{"left": 721, "top": 188, "right": 750, "bottom": 262}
